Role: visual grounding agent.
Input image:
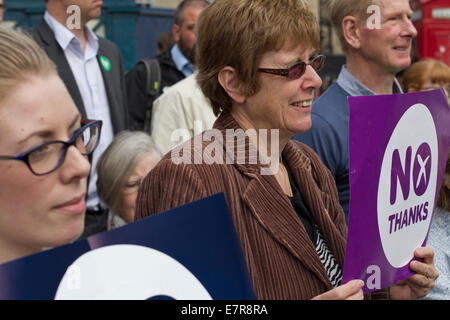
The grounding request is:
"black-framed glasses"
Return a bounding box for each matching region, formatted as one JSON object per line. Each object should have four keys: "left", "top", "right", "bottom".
{"left": 258, "top": 54, "right": 326, "bottom": 80}
{"left": 0, "top": 119, "right": 102, "bottom": 176}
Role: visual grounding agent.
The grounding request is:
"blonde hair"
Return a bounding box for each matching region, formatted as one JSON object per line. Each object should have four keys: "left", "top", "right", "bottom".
{"left": 400, "top": 59, "right": 450, "bottom": 92}
{"left": 196, "top": 0, "right": 320, "bottom": 115}
{"left": 0, "top": 26, "right": 56, "bottom": 102}
{"left": 329, "top": 0, "right": 377, "bottom": 52}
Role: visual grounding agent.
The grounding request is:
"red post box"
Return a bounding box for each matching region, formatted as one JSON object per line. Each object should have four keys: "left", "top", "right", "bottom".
{"left": 411, "top": 0, "right": 450, "bottom": 66}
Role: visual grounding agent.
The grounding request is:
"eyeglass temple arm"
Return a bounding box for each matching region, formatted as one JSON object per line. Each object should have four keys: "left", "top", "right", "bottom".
{"left": 0, "top": 155, "right": 20, "bottom": 160}
{"left": 258, "top": 68, "right": 289, "bottom": 76}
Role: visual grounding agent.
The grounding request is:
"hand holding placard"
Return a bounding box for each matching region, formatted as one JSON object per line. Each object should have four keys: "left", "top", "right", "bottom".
{"left": 312, "top": 280, "right": 364, "bottom": 300}
{"left": 390, "top": 247, "right": 439, "bottom": 300}
{"left": 343, "top": 90, "right": 449, "bottom": 295}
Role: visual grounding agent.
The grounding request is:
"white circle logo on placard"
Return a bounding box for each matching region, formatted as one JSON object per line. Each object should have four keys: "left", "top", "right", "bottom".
{"left": 377, "top": 104, "right": 437, "bottom": 268}
{"left": 54, "top": 245, "right": 212, "bottom": 300}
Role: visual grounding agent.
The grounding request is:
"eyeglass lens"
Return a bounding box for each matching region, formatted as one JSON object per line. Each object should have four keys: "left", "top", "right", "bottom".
{"left": 288, "top": 55, "right": 325, "bottom": 80}
{"left": 29, "top": 122, "right": 100, "bottom": 175}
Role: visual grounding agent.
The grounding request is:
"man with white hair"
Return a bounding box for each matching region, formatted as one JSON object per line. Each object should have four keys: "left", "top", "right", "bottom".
{"left": 295, "top": 0, "right": 417, "bottom": 223}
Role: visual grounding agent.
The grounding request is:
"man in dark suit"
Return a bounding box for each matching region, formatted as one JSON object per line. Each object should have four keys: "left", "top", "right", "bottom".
{"left": 31, "top": 0, "right": 129, "bottom": 237}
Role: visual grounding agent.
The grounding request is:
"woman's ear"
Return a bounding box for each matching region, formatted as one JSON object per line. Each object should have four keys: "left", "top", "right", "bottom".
{"left": 218, "top": 66, "right": 246, "bottom": 104}
{"left": 342, "top": 16, "right": 362, "bottom": 50}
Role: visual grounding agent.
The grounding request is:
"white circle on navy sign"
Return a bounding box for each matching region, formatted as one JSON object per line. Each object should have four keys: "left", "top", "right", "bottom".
{"left": 54, "top": 244, "right": 212, "bottom": 300}
{"left": 377, "top": 104, "right": 437, "bottom": 268}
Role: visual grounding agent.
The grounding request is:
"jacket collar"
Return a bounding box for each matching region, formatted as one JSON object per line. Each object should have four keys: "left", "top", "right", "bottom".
{"left": 212, "top": 110, "right": 337, "bottom": 288}
{"left": 212, "top": 110, "right": 312, "bottom": 176}
{"left": 35, "top": 18, "right": 58, "bottom": 47}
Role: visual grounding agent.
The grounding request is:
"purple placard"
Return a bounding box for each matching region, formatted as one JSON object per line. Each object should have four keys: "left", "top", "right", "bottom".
{"left": 343, "top": 89, "right": 450, "bottom": 294}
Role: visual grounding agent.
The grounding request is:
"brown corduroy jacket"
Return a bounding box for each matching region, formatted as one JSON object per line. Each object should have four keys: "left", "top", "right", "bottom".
{"left": 136, "top": 111, "right": 367, "bottom": 299}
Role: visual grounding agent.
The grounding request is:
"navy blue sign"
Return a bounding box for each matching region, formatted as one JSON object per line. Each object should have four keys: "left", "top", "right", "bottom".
{"left": 0, "top": 193, "right": 256, "bottom": 300}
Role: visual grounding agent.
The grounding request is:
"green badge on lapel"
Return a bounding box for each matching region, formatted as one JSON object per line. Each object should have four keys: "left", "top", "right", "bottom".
{"left": 100, "top": 56, "right": 111, "bottom": 71}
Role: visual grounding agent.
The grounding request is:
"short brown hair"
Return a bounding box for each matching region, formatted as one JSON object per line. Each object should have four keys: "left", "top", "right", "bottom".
{"left": 400, "top": 58, "right": 450, "bottom": 92}
{"left": 196, "top": 0, "right": 319, "bottom": 116}
{"left": 329, "top": 0, "right": 377, "bottom": 52}
{"left": 174, "top": 0, "right": 209, "bottom": 26}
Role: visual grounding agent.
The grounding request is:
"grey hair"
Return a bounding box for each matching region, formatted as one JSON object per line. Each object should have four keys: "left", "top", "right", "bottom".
{"left": 96, "top": 131, "right": 161, "bottom": 213}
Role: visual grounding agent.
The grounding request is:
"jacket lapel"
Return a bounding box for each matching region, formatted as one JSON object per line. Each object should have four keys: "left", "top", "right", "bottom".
{"left": 241, "top": 175, "right": 333, "bottom": 287}
{"left": 214, "top": 112, "right": 333, "bottom": 287}
{"left": 34, "top": 20, "right": 87, "bottom": 118}
{"left": 97, "top": 42, "right": 121, "bottom": 134}
{"left": 284, "top": 142, "right": 347, "bottom": 268}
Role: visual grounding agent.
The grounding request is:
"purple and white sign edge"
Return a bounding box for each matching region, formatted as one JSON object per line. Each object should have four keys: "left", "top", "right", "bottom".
{"left": 343, "top": 89, "right": 450, "bottom": 295}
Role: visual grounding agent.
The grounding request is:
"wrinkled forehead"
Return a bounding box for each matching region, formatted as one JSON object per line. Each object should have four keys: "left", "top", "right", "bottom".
{"left": 282, "top": 37, "right": 318, "bottom": 55}
{"left": 269, "top": 30, "right": 319, "bottom": 57}
{"left": 377, "top": 0, "right": 413, "bottom": 14}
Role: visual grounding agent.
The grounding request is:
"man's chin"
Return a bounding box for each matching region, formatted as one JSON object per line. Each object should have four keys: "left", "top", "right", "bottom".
{"left": 184, "top": 51, "right": 196, "bottom": 65}
{"left": 179, "top": 44, "right": 196, "bottom": 65}
{"left": 88, "top": 8, "right": 102, "bottom": 20}
{"left": 390, "top": 59, "right": 412, "bottom": 75}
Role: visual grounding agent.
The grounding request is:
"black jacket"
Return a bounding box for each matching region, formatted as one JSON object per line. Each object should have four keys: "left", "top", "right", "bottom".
{"left": 125, "top": 48, "right": 186, "bottom": 130}
{"left": 30, "top": 19, "right": 129, "bottom": 237}
{"left": 30, "top": 19, "right": 129, "bottom": 133}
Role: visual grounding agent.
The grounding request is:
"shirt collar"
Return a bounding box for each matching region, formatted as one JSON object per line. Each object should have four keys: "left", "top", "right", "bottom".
{"left": 44, "top": 11, "right": 99, "bottom": 57}
{"left": 170, "top": 43, "right": 193, "bottom": 75}
{"left": 44, "top": 11, "right": 75, "bottom": 50}
{"left": 336, "top": 65, "right": 403, "bottom": 96}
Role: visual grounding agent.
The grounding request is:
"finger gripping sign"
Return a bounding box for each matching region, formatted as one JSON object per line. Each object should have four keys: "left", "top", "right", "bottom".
{"left": 343, "top": 89, "right": 450, "bottom": 294}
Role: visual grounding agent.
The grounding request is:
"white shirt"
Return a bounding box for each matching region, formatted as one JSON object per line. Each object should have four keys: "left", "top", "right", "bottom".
{"left": 151, "top": 74, "right": 217, "bottom": 156}
{"left": 44, "top": 11, "right": 114, "bottom": 209}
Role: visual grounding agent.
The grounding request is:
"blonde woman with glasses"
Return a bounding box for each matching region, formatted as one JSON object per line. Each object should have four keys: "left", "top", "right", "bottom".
{"left": 0, "top": 26, "right": 102, "bottom": 265}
